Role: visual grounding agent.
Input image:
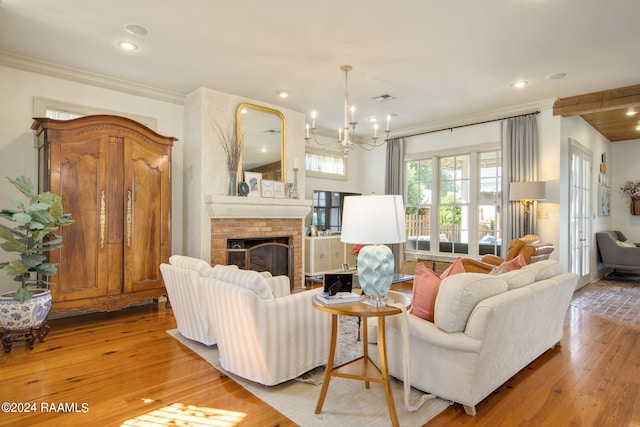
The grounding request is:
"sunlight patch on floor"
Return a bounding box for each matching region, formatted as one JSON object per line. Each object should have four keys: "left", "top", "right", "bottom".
{"left": 121, "top": 402, "right": 246, "bottom": 426}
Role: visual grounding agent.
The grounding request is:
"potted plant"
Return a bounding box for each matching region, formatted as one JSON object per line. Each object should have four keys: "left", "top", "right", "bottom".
{"left": 0, "top": 176, "right": 73, "bottom": 351}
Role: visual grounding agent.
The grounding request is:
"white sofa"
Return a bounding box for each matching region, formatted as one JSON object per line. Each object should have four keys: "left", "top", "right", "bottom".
{"left": 368, "top": 260, "right": 578, "bottom": 416}
{"left": 160, "top": 255, "right": 331, "bottom": 386}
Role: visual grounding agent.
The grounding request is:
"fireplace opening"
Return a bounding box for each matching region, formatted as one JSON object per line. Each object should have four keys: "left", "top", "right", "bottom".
{"left": 227, "top": 237, "right": 294, "bottom": 288}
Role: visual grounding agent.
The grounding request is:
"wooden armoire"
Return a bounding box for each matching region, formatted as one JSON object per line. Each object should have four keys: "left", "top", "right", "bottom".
{"left": 31, "top": 115, "right": 175, "bottom": 312}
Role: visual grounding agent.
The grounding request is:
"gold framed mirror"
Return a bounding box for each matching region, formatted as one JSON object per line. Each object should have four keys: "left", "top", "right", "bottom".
{"left": 236, "top": 103, "right": 286, "bottom": 182}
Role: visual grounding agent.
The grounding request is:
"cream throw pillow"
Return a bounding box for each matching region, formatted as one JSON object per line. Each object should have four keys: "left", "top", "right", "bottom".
{"left": 616, "top": 240, "right": 637, "bottom": 248}
{"left": 521, "top": 260, "right": 563, "bottom": 281}
{"left": 434, "top": 273, "right": 508, "bottom": 333}
{"left": 497, "top": 269, "right": 536, "bottom": 290}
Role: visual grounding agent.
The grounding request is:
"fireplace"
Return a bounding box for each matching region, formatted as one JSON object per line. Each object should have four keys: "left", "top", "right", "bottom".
{"left": 227, "top": 237, "right": 294, "bottom": 285}
{"left": 207, "top": 195, "right": 311, "bottom": 291}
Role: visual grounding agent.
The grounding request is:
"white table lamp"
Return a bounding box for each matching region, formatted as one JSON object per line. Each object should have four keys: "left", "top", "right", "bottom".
{"left": 341, "top": 194, "right": 406, "bottom": 306}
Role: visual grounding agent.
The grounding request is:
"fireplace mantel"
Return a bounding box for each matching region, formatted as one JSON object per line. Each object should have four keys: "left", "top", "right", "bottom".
{"left": 206, "top": 195, "right": 312, "bottom": 218}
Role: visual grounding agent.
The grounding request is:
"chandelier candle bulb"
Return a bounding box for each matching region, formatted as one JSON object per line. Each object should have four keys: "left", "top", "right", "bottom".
{"left": 293, "top": 158, "right": 299, "bottom": 170}
{"left": 305, "top": 123, "right": 310, "bottom": 138}
{"left": 386, "top": 115, "right": 391, "bottom": 131}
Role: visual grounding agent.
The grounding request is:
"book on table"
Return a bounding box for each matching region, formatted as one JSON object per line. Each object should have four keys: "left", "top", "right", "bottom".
{"left": 316, "top": 292, "right": 361, "bottom": 304}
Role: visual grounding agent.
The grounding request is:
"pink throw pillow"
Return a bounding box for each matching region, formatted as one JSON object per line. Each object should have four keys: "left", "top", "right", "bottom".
{"left": 410, "top": 257, "right": 464, "bottom": 322}
{"left": 440, "top": 256, "right": 465, "bottom": 278}
{"left": 496, "top": 253, "right": 527, "bottom": 273}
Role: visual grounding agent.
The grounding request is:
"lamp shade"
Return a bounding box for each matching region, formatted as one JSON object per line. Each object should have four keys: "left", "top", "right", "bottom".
{"left": 509, "top": 181, "right": 545, "bottom": 201}
{"left": 340, "top": 195, "right": 406, "bottom": 244}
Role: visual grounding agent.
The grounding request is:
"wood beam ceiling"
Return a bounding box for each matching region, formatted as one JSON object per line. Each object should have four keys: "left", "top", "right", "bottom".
{"left": 553, "top": 84, "right": 640, "bottom": 142}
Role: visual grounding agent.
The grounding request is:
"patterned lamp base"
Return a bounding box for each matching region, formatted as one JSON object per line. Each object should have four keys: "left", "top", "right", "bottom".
{"left": 357, "top": 245, "right": 395, "bottom": 307}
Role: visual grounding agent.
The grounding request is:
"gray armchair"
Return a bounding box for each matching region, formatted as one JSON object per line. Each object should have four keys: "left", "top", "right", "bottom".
{"left": 595, "top": 231, "right": 640, "bottom": 277}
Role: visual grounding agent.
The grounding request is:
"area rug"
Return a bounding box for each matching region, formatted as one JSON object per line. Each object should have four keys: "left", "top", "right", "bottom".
{"left": 571, "top": 279, "right": 640, "bottom": 328}
{"left": 167, "top": 317, "right": 451, "bottom": 427}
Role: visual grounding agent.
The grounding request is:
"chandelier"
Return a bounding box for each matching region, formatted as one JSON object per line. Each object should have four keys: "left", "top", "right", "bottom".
{"left": 304, "top": 65, "right": 392, "bottom": 157}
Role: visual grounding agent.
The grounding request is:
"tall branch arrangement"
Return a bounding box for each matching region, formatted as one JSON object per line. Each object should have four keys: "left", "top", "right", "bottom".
{"left": 211, "top": 119, "right": 243, "bottom": 172}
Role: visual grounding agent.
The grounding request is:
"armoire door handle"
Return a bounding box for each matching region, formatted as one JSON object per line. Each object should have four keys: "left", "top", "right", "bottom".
{"left": 126, "top": 190, "right": 132, "bottom": 247}
{"left": 100, "top": 191, "right": 106, "bottom": 248}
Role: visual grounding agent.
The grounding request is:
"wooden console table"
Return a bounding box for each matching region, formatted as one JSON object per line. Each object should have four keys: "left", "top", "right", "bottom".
{"left": 312, "top": 294, "right": 407, "bottom": 427}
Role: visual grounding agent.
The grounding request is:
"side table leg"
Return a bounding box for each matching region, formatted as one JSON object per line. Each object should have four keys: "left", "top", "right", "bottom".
{"left": 361, "top": 317, "right": 370, "bottom": 389}
{"left": 378, "top": 317, "right": 399, "bottom": 427}
{"left": 315, "top": 313, "right": 338, "bottom": 414}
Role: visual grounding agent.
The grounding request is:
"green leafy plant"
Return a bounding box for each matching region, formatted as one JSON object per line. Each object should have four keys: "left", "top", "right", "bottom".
{"left": 0, "top": 176, "right": 74, "bottom": 302}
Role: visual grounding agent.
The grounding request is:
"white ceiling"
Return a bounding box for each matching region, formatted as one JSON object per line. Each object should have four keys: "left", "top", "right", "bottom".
{"left": 1, "top": 0, "right": 639, "bottom": 135}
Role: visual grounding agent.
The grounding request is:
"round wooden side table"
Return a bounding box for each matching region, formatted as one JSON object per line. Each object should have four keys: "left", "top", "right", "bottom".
{"left": 312, "top": 293, "right": 408, "bottom": 427}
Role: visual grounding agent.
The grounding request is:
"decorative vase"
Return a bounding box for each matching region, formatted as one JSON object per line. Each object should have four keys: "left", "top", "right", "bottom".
{"left": 0, "top": 289, "right": 52, "bottom": 352}
{"left": 631, "top": 197, "right": 640, "bottom": 215}
{"left": 228, "top": 170, "right": 238, "bottom": 196}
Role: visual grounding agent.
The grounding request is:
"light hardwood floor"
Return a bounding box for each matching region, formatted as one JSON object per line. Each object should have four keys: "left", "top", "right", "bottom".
{"left": 1, "top": 291, "right": 639, "bottom": 426}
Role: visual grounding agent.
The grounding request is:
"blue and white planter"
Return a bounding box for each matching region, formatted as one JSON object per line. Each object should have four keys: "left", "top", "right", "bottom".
{"left": 0, "top": 289, "right": 52, "bottom": 331}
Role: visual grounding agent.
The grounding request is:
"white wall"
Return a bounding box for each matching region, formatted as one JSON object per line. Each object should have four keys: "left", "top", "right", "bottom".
{"left": 537, "top": 107, "right": 563, "bottom": 261}
{"left": 611, "top": 138, "right": 640, "bottom": 241}
{"left": 0, "top": 65, "right": 184, "bottom": 295}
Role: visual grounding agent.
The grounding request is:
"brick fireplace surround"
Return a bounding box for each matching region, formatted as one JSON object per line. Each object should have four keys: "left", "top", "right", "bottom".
{"left": 210, "top": 217, "right": 303, "bottom": 288}
{"left": 207, "top": 196, "right": 312, "bottom": 291}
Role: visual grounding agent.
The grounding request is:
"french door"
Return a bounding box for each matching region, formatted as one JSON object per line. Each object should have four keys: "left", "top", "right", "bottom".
{"left": 569, "top": 139, "right": 592, "bottom": 287}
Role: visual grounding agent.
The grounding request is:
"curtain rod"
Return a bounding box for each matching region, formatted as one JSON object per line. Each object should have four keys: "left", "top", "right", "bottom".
{"left": 398, "top": 110, "right": 540, "bottom": 139}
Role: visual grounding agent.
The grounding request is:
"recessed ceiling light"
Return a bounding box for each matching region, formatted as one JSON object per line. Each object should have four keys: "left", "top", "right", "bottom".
{"left": 511, "top": 81, "right": 528, "bottom": 88}
{"left": 626, "top": 110, "right": 637, "bottom": 116}
{"left": 124, "top": 24, "right": 148, "bottom": 36}
{"left": 117, "top": 41, "right": 138, "bottom": 51}
{"left": 547, "top": 72, "right": 567, "bottom": 80}
{"left": 277, "top": 91, "right": 289, "bottom": 98}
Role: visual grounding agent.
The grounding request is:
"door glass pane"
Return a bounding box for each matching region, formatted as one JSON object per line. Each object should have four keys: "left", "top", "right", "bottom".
{"left": 405, "top": 159, "right": 433, "bottom": 252}
{"left": 569, "top": 140, "right": 591, "bottom": 283}
{"left": 439, "top": 155, "right": 469, "bottom": 254}
{"left": 478, "top": 151, "right": 502, "bottom": 255}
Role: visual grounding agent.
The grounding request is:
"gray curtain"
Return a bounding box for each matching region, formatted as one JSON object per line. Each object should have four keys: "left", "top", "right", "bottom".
{"left": 506, "top": 114, "right": 539, "bottom": 241}
{"left": 385, "top": 138, "right": 405, "bottom": 272}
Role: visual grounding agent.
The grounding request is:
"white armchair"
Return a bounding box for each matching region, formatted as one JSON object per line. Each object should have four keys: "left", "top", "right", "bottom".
{"left": 160, "top": 255, "right": 218, "bottom": 345}
{"left": 160, "top": 256, "right": 294, "bottom": 346}
{"left": 202, "top": 270, "right": 332, "bottom": 386}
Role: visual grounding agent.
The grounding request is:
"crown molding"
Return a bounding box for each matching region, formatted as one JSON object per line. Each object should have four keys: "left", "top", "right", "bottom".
{"left": 391, "top": 98, "right": 557, "bottom": 139}
{"left": 0, "top": 50, "right": 185, "bottom": 105}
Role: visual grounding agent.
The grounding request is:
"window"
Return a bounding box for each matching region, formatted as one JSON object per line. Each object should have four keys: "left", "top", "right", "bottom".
{"left": 33, "top": 97, "right": 157, "bottom": 129}
{"left": 478, "top": 151, "right": 503, "bottom": 256}
{"left": 405, "top": 149, "right": 502, "bottom": 257}
{"left": 439, "top": 155, "right": 470, "bottom": 255}
{"left": 305, "top": 150, "right": 347, "bottom": 180}
{"left": 405, "top": 159, "right": 433, "bottom": 251}
{"left": 312, "top": 190, "right": 359, "bottom": 233}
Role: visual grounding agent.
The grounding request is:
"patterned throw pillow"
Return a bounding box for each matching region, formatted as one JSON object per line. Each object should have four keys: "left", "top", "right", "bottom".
{"left": 410, "top": 257, "right": 465, "bottom": 322}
